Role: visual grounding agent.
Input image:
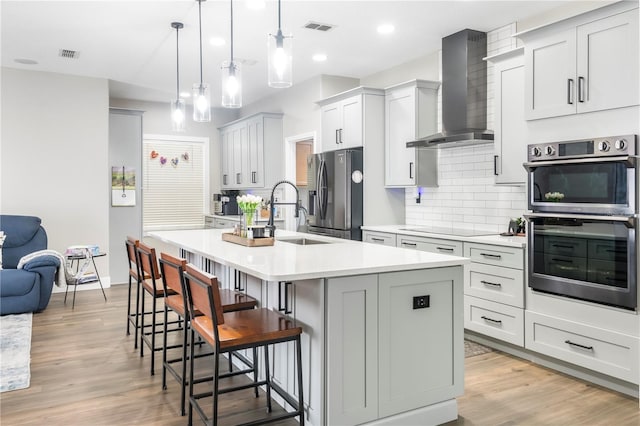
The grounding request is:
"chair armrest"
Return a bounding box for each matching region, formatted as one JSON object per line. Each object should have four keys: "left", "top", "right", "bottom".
{"left": 22, "top": 255, "right": 61, "bottom": 271}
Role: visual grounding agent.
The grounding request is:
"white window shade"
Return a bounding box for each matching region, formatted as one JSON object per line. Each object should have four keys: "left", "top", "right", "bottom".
{"left": 143, "top": 136, "right": 208, "bottom": 231}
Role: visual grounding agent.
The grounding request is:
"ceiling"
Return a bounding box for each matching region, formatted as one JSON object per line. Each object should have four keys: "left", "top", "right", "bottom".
{"left": 1, "top": 0, "right": 594, "bottom": 107}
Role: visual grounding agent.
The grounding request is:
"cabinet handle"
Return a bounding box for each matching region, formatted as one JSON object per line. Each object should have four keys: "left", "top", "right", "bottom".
{"left": 551, "top": 244, "right": 576, "bottom": 250}
{"left": 278, "top": 281, "right": 293, "bottom": 314}
{"left": 567, "top": 78, "right": 574, "bottom": 105}
{"left": 565, "top": 340, "right": 593, "bottom": 351}
{"left": 371, "top": 237, "right": 385, "bottom": 243}
{"left": 223, "top": 174, "right": 228, "bottom": 185}
{"left": 234, "top": 270, "right": 244, "bottom": 291}
{"left": 251, "top": 171, "right": 257, "bottom": 183}
{"left": 480, "top": 253, "right": 502, "bottom": 260}
{"left": 236, "top": 173, "right": 241, "bottom": 184}
{"left": 409, "top": 162, "right": 414, "bottom": 179}
{"left": 578, "top": 76, "right": 585, "bottom": 103}
{"left": 335, "top": 129, "right": 340, "bottom": 145}
{"left": 481, "top": 280, "right": 502, "bottom": 288}
{"left": 339, "top": 128, "right": 343, "bottom": 144}
{"left": 401, "top": 242, "right": 417, "bottom": 247}
{"left": 493, "top": 155, "right": 499, "bottom": 176}
{"left": 481, "top": 316, "right": 502, "bottom": 325}
{"left": 436, "top": 247, "right": 454, "bottom": 253}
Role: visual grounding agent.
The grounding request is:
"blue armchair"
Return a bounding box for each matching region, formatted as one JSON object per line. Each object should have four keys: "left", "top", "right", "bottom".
{"left": 0, "top": 215, "right": 60, "bottom": 315}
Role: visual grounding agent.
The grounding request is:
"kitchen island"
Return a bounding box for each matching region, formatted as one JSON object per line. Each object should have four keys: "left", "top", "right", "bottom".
{"left": 148, "top": 228, "right": 469, "bottom": 426}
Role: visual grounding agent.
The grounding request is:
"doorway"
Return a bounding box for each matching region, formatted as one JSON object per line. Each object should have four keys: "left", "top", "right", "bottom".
{"left": 284, "top": 132, "right": 316, "bottom": 232}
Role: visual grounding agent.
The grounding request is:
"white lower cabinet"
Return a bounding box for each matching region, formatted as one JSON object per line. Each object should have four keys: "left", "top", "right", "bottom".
{"left": 266, "top": 279, "right": 323, "bottom": 426}
{"left": 397, "top": 234, "right": 463, "bottom": 256}
{"left": 463, "top": 242, "right": 525, "bottom": 347}
{"left": 362, "top": 230, "right": 397, "bottom": 247}
{"left": 525, "top": 311, "right": 639, "bottom": 384}
{"left": 465, "top": 296, "right": 524, "bottom": 346}
{"left": 327, "top": 275, "right": 379, "bottom": 425}
{"left": 326, "top": 267, "right": 464, "bottom": 424}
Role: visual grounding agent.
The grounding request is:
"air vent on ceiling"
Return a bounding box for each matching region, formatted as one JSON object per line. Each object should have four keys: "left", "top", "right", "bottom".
{"left": 59, "top": 49, "right": 80, "bottom": 59}
{"left": 304, "top": 21, "right": 334, "bottom": 32}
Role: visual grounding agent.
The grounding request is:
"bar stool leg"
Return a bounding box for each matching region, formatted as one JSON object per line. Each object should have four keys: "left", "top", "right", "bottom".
{"left": 150, "top": 296, "right": 157, "bottom": 375}
{"left": 162, "top": 304, "right": 169, "bottom": 390}
{"left": 134, "top": 279, "right": 141, "bottom": 349}
{"left": 296, "top": 335, "right": 305, "bottom": 425}
{"left": 179, "top": 320, "right": 188, "bottom": 416}
{"left": 126, "top": 275, "right": 133, "bottom": 335}
{"left": 264, "top": 345, "right": 272, "bottom": 413}
{"left": 212, "top": 351, "right": 220, "bottom": 426}
{"left": 188, "top": 328, "right": 195, "bottom": 426}
{"left": 253, "top": 347, "right": 259, "bottom": 398}
{"left": 140, "top": 289, "right": 145, "bottom": 357}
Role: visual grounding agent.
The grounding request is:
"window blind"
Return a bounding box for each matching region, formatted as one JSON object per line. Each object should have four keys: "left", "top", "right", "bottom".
{"left": 143, "top": 138, "right": 207, "bottom": 231}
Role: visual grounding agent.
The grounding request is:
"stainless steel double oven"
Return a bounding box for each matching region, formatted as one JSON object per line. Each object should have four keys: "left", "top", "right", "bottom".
{"left": 524, "top": 135, "right": 638, "bottom": 310}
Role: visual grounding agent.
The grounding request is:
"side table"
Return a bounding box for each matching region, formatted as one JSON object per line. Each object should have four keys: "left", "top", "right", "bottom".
{"left": 65, "top": 251, "right": 108, "bottom": 309}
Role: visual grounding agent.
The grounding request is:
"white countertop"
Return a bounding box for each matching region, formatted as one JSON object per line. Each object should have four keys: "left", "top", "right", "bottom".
{"left": 361, "top": 225, "right": 527, "bottom": 248}
{"left": 147, "top": 228, "right": 468, "bottom": 281}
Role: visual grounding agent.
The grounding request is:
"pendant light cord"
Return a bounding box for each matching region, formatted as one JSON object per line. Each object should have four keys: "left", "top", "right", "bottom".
{"left": 175, "top": 26, "right": 180, "bottom": 97}
{"left": 198, "top": 0, "right": 204, "bottom": 85}
{"left": 278, "top": 0, "right": 281, "bottom": 30}
{"left": 230, "top": 0, "right": 234, "bottom": 65}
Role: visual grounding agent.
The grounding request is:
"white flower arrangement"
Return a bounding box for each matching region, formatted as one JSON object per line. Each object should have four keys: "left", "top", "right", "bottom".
{"left": 237, "top": 194, "right": 263, "bottom": 225}
{"left": 544, "top": 192, "right": 565, "bottom": 202}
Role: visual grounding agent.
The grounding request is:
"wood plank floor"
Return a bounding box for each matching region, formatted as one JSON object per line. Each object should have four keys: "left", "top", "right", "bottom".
{"left": 1, "top": 285, "right": 639, "bottom": 425}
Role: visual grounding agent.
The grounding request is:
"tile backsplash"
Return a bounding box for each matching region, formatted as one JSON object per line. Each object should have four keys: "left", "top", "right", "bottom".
{"left": 405, "top": 23, "right": 526, "bottom": 233}
{"left": 405, "top": 144, "right": 527, "bottom": 233}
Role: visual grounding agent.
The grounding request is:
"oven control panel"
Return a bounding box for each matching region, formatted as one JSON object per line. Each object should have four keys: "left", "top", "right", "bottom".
{"left": 527, "top": 134, "right": 637, "bottom": 161}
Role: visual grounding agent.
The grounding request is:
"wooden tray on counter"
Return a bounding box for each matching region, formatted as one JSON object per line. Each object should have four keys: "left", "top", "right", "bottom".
{"left": 222, "top": 233, "right": 275, "bottom": 247}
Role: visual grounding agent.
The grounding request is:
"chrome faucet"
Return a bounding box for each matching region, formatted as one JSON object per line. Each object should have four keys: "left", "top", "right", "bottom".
{"left": 267, "top": 180, "right": 299, "bottom": 237}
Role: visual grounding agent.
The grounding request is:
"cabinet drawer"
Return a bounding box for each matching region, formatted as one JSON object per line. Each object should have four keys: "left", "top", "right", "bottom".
{"left": 525, "top": 311, "right": 639, "bottom": 384}
{"left": 464, "top": 296, "right": 524, "bottom": 347}
{"left": 205, "top": 216, "right": 215, "bottom": 229}
{"left": 466, "top": 262, "right": 524, "bottom": 308}
{"left": 464, "top": 243, "right": 523, "bottom": 269}
{"left": 214, "top": 218, "right": 238, "bottom": 229}
{"left": 397, "top": 236, "right": 463, "bottom": 256}
{"left": 363, "top": 231, "right": 397, "bottom": 247}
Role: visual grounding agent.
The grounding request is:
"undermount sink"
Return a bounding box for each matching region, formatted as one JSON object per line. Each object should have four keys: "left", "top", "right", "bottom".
{"left": 277, "top": 237, "right": 330, "bottom": 246}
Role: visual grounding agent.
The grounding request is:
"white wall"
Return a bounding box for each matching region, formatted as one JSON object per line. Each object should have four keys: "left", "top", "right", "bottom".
{"left": 109, "top": 98, "right": 238, "bottom": 195}
{"left": 360, "top": 50, "right": 440, "bottom": 88}
{"left": 1, "top": 67, "right": 110, "bottom": 286}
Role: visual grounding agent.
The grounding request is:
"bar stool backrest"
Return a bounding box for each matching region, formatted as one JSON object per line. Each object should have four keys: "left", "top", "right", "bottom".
{"left": 125, "top": 236, "right": 141, "bottom": 280}
{"left": 184, "top": 264, "right": 224, "bottom": 327}
{"left": 136, "top": 242, "right": 161, "bottom": 281}
{"left": 159, "top": 252, "right": 186, "bottom": 296}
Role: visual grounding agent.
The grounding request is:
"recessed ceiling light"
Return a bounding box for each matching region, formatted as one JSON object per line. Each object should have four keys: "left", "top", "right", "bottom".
{"left": 246, "top": 0, "right": 265, "bottom": 10}
{"left": 377, "top": 24, "right": 395, "bottom": 35}
{"left": 312, "top": 53, "right": 327, "bottom": 62}
{"left": 180, "top": 92, "right": 191, "bottom": 98}
{"left": 210, "top": 37, "right": 226, "bottom": 47}
{"left": 14, "top": 58, "right": 38, "bottom": 65}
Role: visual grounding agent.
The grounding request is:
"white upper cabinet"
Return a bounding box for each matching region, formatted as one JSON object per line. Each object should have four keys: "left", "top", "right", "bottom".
{"left": 518, "top": 4, "right": 639, "bottom": 120}
{"left": 384, "top": 80, "right": 439, "bottom": 187}
{"left": 219, "top": 112, "right": 283, "bottom": 190}
{"left": 487, "top": 48, "right": 527, "bottom": 184}
{"left": 317, "top": 87, "right": 383, "bottom": 153}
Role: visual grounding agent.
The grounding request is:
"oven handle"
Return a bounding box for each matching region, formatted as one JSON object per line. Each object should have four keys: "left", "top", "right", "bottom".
{"left": 524, "top": 212, "right": 637, "bottom": 228}
{"left": 523, "top": 155, "right": 638, "bottom": 170}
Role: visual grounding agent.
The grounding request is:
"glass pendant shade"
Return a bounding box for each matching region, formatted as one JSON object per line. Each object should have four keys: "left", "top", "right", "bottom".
{"left": 267, "top": 30, "right": 292, "bottom": 88}
{"left": 192, "top": 83, "right": 211, "bottom": 122}
{"left": 171, "top": 99, "right": 186, "bottom": 131}
{"left": 221, "top": 61, "right": 242, "bottom": 108}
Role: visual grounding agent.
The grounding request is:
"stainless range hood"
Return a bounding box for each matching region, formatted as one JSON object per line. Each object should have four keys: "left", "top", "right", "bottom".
{"left": 407, "top": 29, "right": 493, "bottom": 149}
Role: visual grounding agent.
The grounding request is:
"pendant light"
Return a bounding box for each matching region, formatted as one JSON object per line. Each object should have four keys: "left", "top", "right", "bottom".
{"left": 267, "top": 0, "right": 292, "bottom": 88}
{"left": 170, "top": 22, "right": 186, "bottom": 131}
{"left": 221, "top": 0, "right": 242, "bottom": 108}
{"left": 193, "top": 0, "right": 211, "bottom": 122}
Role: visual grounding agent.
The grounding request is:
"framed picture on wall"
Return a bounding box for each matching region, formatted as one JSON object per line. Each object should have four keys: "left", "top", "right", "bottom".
{"left": 111, "top": 166, "right": 136, "bottom": 207}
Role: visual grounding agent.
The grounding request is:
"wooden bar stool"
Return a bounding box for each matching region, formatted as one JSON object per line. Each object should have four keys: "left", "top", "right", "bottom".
{"left": 125, "top": 236, "right": 147, "bottom": 349}
{"left": 184, "top": 264, "right": 305, "bottom": 426}
{"left": 136, "top": 242, "right": 181, "bottom": 375}
{"left": 159, "top": 253, "right": 258, "bottom": 416}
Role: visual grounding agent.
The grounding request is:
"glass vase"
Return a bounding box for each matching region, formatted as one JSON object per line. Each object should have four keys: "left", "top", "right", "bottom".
{"left": 241, "top": 209, "right": 256, "bottom": 238}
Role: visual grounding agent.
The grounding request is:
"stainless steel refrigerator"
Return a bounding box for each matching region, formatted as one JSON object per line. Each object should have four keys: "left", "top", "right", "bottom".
{"left": 307, "top": 147, "right": 363, "bottom": 240}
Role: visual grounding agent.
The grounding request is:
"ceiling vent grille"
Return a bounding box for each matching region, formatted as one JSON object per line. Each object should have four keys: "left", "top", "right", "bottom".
{"left": 304, "top": 21, "right": 334, "bottom": 32}
{"left": 59, "top": 49, "right": 80, "bottom": 59}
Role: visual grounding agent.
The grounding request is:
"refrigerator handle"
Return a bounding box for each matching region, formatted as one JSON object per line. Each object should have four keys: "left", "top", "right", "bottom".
{"left": 317, "top": 159, "right": 324, "bottom": 220}
{"left": 320, "top": 159, "right": 328, "bottom": 219}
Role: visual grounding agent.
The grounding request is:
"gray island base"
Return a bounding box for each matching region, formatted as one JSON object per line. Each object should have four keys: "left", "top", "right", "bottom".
{"left": 148, "top": 229, "right": 468, "bottom": 425}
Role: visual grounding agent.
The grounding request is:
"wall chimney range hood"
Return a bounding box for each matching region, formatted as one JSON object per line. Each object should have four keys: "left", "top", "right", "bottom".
{"left": 407, "top": 29, "right": 493, "bottom": 149}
